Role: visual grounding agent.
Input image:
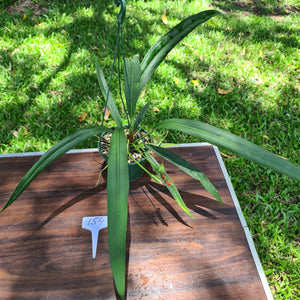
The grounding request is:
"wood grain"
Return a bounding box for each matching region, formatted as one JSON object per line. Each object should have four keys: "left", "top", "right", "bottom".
{"left": 0, "top": 146, "right": 267, "bottom": 299}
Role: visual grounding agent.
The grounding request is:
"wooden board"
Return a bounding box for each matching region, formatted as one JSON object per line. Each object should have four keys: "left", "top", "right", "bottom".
{"left": 0, "top": 145, "right": 270, "bottom": 299}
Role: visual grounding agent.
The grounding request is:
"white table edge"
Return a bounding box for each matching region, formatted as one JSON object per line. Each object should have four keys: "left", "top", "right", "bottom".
{"left": 0, "top": 142, "right": 274, "bottom": 299}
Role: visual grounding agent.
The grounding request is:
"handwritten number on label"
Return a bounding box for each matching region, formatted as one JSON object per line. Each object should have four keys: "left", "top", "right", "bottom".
{"left": 82, "top": 216, "right": 108, "bottom": 259}
{"left": 87, "top": 216, "right": 105, "bottom": 226}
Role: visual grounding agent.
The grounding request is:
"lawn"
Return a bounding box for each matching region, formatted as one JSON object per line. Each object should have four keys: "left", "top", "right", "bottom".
{"left": 0, "top": 0, "right": 299, "bottom": 298}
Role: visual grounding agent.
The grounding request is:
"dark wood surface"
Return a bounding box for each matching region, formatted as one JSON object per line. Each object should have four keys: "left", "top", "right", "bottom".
{"left": 0, "top": 146, "right": 267, "bottom": 299}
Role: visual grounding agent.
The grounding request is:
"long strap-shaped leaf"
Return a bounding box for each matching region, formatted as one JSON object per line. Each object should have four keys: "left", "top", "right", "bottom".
{"left": 139, "top": 10, "right": 220, "bottom": 92}
{"left": 133, "top": 102, "right": 149, "bottom": 131}
{"left": 146, "top": 144, "right": 221, "bottom": 204}
{"left": 156, "top": 119, "right": 300, "bottom": 181}
{"left": 1, "top": 126, "right": 112, "bottom": 212}
{"left": 107, "top": 127, "right": 129, "bottom": 299}
{"left": 144, "top": 152, "right": 193, "bottom": 218}
{"left": 96, "top": 61, "right": 122, "bottom": 126}
{"left": 124, "top": 56, "right": 141, "bottom": 119}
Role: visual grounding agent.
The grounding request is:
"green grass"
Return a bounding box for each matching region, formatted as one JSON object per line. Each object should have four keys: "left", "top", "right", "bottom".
{"left": 0, "top": 0, "right": 299, "bottom": 298}
{"left": 0, "top": 0, "right": 14, "bottom": 7}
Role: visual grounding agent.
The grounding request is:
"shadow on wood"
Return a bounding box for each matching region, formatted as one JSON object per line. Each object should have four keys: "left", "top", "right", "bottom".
{"left": 0, "top": 146, "right": 268, "bottom": 299}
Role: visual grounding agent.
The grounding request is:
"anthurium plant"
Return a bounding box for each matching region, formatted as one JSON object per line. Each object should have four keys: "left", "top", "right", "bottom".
{"left": 1, "top": 4, "right": 300, "bottom": 300}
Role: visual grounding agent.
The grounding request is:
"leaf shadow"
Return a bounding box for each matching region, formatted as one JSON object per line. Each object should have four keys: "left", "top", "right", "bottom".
{"left": 27, "top": 183, "right": 107, "bottom": 238}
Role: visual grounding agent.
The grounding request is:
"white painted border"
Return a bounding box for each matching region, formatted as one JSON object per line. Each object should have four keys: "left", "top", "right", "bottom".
{"left": 156, "top": 142, "right": 273, "bottom": 299}
{"left": 212, "top": 145, "right": 274, "bottom": 300}
{"left": 0, "top": 148, "right": 99, "bottom": 158}
{"left": 0, "top": 143, "right": 273, "bottom": 299}
{"left": 0, "top": 143, "right": 211, "bottom": 158}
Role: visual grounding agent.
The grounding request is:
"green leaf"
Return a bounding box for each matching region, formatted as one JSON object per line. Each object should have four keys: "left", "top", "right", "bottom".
{"left": 107, "top": 127, "right": 129, "bottom": 299}
{"left": 124, "top": 56, "right": 141, "bottom": 119}
{"left": 144, "top": 152, "right": 193, "bottom": 217}
{"left": 96, "top": 61, "right": 122, "bottom": 126}
{"left": 146, "top": 144, "right": 221, "bottom": 204}
{"left": 140, "top": 10, "right": 220, "bottom": 92}
{"left": 1, "top": 126, "right": 111, "bottom": 212}
{"left": 158, "top": 162, "right": 165, "bottom": 174}
{"left": 156, "top": 119, "right": 300, "bottom": 181}
{"left": 133, "top": 102, "right": 149, "bottom": 131}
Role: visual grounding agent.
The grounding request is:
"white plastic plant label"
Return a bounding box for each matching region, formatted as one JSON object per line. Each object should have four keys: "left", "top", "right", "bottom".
{"left": 82, "top": 216, "right": 108, "bottom": 259}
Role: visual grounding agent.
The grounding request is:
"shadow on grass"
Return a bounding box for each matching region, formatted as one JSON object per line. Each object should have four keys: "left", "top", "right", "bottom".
{"left": 211, "top": 16, "right": 300, "bottom": 49}
{"left": 211, "top": 0, "right": 300, "bottom": 15}
{"left": 0, "top": 0, "right": 159, "bottom": 150}
{"left": 0, "top": 0, "right": 299, "bottom": 159}
{"left": 1, "top": 2, "right": 299, "bottom": 298}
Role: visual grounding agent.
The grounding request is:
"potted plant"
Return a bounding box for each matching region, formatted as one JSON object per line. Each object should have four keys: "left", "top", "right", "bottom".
{"left": 1, "top": 2, "right": 300, "bottom": 299}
